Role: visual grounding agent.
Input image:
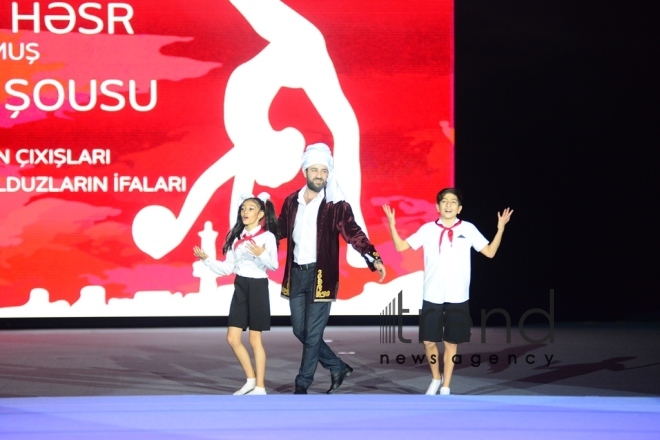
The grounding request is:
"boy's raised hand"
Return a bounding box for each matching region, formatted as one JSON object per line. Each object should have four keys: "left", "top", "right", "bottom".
{"left": 497, "top": 208, "right": 514, "bottom": 229}
{"left": 382, "top": 204, "right": 396, "bottom": 226}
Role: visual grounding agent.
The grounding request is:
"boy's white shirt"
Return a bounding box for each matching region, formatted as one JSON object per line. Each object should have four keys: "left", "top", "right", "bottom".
{"left": 406, "top": 219, "right": 488, "bottom": 304}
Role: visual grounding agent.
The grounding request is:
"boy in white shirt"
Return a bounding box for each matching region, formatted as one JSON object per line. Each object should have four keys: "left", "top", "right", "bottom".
{"left": 383, "top": 188, "right": 512, "bottom": 395}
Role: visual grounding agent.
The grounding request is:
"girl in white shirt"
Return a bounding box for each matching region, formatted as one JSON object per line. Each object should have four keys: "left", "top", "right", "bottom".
{"left": 194, "top": 193, "right": 280, "bottom": 395}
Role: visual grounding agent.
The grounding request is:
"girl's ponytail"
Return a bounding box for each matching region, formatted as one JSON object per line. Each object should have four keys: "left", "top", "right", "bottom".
{"left": 261, "top": 197, "right": 281, "bottom": 247}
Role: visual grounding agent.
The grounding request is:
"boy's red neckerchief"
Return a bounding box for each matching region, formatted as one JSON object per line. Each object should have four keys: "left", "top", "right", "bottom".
{"left": 435, "top": 219, "right": 462, "bottom": 250}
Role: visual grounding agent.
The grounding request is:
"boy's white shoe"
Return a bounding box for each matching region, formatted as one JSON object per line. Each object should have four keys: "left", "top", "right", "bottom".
{"left": 425, "top": 375, "right": 443, "bottom": 395}
{"left": 233, "top": 378, "right": 256, "bottom": 395}
{"left": 246, "top": 386, "right": 267, "bottom": 395}
{"left": 440, "top": 387, "right": 450, "bottom": 395}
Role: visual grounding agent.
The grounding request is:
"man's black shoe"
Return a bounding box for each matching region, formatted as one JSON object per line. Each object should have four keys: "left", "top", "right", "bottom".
{"left": 294, "top": 386, "right": 307, "bottom": 394}
{"left": 327, "top": 364, "right": 353, "bottom": 394}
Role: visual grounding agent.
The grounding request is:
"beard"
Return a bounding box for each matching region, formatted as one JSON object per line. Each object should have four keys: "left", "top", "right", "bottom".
{"left": 306, "top": 175, "right": 326, "bottom": 193}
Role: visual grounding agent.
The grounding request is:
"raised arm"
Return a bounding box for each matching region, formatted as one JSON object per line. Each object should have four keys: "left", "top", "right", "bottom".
{"left": 480, "top": 208, "right": 514, "bottom": 258}
{"left": 382, "top": 204, "right": 411, "bottom": 252}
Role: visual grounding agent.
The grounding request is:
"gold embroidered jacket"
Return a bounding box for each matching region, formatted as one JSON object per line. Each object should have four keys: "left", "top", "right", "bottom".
{"left": 278, "top": 189, "right": 381, "bottom": 302}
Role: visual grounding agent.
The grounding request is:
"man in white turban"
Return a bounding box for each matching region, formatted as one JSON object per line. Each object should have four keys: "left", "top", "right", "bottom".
{"left": 278, "top": 143, "right": 386, "bottom": 394}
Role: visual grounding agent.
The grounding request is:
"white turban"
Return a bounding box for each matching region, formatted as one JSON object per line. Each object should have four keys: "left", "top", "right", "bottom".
{"left": 301, "top": 143, "right": 334, "bottom": 173}
{"left": 301, "top": 143, "right": 345, "bottom": 202}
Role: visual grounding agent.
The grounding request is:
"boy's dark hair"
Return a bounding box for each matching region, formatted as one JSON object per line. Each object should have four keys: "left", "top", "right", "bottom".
{"left": 222, "top": 198, "right": 281, "bottom": 255}
{"left": 436, "top": 188, "right": 463, "bottom": 206}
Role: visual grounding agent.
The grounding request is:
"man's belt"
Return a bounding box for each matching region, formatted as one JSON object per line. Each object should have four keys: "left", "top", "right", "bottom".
{"left": 293, "top": 262, "right": 316, "bottom": 270}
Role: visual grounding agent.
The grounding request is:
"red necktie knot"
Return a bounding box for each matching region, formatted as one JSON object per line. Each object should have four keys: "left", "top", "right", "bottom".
{"left": 436, "top": 219, "right": 462, "bottom": 251}
{"left": 233, "top": 228, "right": 266, "bottom": 250}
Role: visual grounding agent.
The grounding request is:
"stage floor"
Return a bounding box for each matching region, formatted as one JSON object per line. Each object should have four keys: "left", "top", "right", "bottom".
{"left": 2, "top": 395, "right": 659, "bottom": 439}
{"left": 1, "top": 325, "right": 659, "bottom": 438}
{"left": 1, "top": 324, "right": 659, "bottom": 397}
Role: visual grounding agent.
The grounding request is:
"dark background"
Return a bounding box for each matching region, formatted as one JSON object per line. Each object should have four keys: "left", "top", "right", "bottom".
{"left": 456, "top": 0, "right": 658, "bottom": 323}
{"left": 2, "top": 0, "right": 657, "bottom": 329}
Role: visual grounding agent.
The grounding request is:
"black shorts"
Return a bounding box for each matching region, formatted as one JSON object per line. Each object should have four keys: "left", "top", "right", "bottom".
{"left": 419, "top": 300, "right": 472, "bottom": 344}
{"left": 228, "top": 275, "right": 271, "bottom": 331}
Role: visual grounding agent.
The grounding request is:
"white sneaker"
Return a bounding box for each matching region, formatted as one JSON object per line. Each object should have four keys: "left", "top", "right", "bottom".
{"left": 246, "top": 387, "right": 267, "bottom": 395}
{"left": 440, "top": 387, "right": 450, "bottom": 395}
{"left": 425, "top": 375, "right": 443, "bottom": 395}
{"left": 234, "top": 378, "right": 256, "bottom": 395}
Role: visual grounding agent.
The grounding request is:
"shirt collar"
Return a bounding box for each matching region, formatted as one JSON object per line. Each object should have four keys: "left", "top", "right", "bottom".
{"left": 242, "top": 225, "right": 262, "bottom": 236}
{"left": 436, "top": 217, "right": 461, "bottom": 228}
{"left": 297, "top": 186, "right": 324, "bottom": 205}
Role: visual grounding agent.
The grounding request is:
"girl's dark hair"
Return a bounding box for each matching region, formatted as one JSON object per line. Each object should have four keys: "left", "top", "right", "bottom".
{"left": 436, "top": 188, "right": 463, "bottom": 206}
{"left": 222, "top": 197, "right": 281, "bottom": 255}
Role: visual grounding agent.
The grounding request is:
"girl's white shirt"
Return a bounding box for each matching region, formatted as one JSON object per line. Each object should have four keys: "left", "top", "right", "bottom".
{"left": 202, "top": 225, "right": 278, "bottom": 278}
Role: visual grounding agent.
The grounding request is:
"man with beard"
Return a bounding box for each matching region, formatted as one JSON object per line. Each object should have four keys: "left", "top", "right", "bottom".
{"left": 278, "top": 143, "right": 386, "bottom": 394}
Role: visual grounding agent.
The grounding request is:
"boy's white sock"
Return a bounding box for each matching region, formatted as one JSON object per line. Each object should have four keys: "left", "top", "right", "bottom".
{"left": 425, "top": 376, "right": 443, "bottom": 395}
{"left": 246, "top": 386, "right": 267, "bottom": 395}
{"left": 234, "top": 378, "right": 256, "bottom": 395}
{"left": 440, "top": 387, "right": 450, "bottom": 395}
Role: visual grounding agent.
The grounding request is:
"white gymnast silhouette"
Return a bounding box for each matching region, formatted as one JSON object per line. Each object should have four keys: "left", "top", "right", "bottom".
{"left": 132, "top": 0, "right": 368, "bottom": 266}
